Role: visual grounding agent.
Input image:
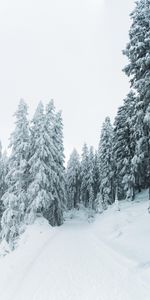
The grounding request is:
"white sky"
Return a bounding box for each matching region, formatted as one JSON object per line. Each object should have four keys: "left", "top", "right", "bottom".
{"left": 0, "top": 0, "right": 135, "bottom": 160}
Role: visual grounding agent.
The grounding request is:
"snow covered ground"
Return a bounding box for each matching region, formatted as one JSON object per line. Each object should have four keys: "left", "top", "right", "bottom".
{"left": 0, "top": 190, "right": 150, "bottom": 300}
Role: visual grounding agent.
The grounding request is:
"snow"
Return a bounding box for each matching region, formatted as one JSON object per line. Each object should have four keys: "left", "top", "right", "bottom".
{"left": 0, "top": 191, "right": 150, "bottom": 299}
{"left": 93, "top": 190, "right": 150, "bottom": 264}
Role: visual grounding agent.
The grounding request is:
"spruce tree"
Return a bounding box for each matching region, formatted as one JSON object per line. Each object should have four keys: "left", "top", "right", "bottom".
{"left": 88, "top": 147, "right": 95, "bottom": 211}
{"left": 113, "top": 91, "right": 136, "bottom": 200}
{"left": 42, "top": 100, "right": 56, "bottom": 224}
{"left": 98, "top": 117, "right": 114, "bottom": 208}
{"left": 93, "top": 150, "right": 100, "bottom": 202}
{"left": 27, "top": 102, "right": 54, "bottom": 223}
{"left": 1, "top": 99, "right": 29, "bottom": 247}
{"left": 113, "top": 105, "right": 127, "bottom": 200}
{"left": 50, "top": 111, "right": 66, "bottom": 225}
{"left": 44, "top": 101, "right": 66, "bottom": 226}
{"left": 66, "top": 149, "right": 81, "bottom": 210}
{"left": 80, "top": 144, "right": 90, "bottom": 207}
{"left": 123, "top": 0, "right": 150, "bottom": 199}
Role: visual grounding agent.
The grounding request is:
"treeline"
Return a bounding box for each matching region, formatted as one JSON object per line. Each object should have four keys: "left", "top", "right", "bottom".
{"left": 66, "top": 0, "right": 150, "bottom": 210}
{"left": 0, "top": 100, "right": 66, "bottom": 248}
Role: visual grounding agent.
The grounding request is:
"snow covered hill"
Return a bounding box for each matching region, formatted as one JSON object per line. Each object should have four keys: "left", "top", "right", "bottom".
{"left": 0, "top": 190, "right": 150, "bottom": 300}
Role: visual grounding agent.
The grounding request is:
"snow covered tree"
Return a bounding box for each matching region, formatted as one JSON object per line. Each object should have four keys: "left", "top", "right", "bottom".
{"left": 42, "top": 100, "right": 57, "bottom": 223}
{"left": 80, "top": 144, "right": 90, "bottom": 207}
{"left": 49, "top": 111, "right": 66, "bottom": 226}
{"left": 113, "top": 91, "right": 136, "bottom": 200}
{"left": 122, "top": 92, "right": 137, "bottom": 200}
{"left": 88, "top": 147, "right": 95, "bottom": 211}
{"left": 1, "top": 99, "right": 29, "bottom": 247}
{"left": 66, "top": 149, "right": 81, "bottom": 210}
{"left": 98, "top": 117, "right": 114, "bottom": 209}
{"left": 87, "top": 146, "right": 95, "bottom": 218}
{"left": 123, "top": 0, "right": 150, "bottom": 199}
{"left": 80, "top": 144, "right": 96, "bottom": 211}
{"left": 27, "top": 102, "right": 54, "bottom": 223}
{"left": 93, "top": 150, "right": 100, "bottom": 205}
{"left": 42, "top": 102, "right": 66, "bottom": 226}
{"left": 113, "top": 106, "right": 126, "bottom": 201}
{"left": 123, "top": 0, "right": 150, "bottom": 91}
{"left": 128, "top": 96, "right": 148, "bottom": 194}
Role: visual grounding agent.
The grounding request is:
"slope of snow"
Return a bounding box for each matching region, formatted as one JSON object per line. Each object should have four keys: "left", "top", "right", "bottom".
{"left": 0, "top": 191, "right": 150, "bottom": 299}
{"left": 92, "top": 189, "right": 150, "bottom": 288}
{"left": 93, "top": 190, "right": 150, "bottom": 263}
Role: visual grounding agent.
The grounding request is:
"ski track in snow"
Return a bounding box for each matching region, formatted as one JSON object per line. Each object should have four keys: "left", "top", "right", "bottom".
{"left": 0, "top": 215, "right": 150, "bottom": 300}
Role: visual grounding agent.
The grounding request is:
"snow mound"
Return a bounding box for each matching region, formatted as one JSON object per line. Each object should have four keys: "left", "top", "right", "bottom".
{"left": 92, "top": 189, "right": 150, "bottom": 283}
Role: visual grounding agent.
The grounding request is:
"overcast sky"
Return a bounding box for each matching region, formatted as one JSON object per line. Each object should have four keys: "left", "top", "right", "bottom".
{"left": 0, "top": 0, "right": 135, "bottom": 160}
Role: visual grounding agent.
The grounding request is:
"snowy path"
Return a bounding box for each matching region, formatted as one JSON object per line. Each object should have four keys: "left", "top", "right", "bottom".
{"left": 0, "top": 217, "right": 150, "bottom": 300}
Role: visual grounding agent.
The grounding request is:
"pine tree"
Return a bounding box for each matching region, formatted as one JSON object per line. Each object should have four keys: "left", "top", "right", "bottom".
{"left": 113, "top": 91, "right": 136, "bottom": 200}
{"left": 1, "top": 99, "right": 29, "bottom": 247}
{"left": 42, "top": 100, "right": 57, "bottom": 224}
{"left": 92, "top": 150, "right": 101, "bottom": 212}
{"left": 98, "top": 117, "right": 114, "bottom": 209}
{"left": 88, "top": 147, "right": 95, "bottom": 211}
{"left": 80, "top": 144, "right": 97, "bottom": 212}
{"left": 93, "top": 150, "right": 100, "bottom": 203}
{"left": 66, "top": 149, "right": 81, "bottom": 210}
{"left": 87, "top": 146, "right": 95, "bottom": 218}
{"left": 123, "top": 0, "right": 150, "bottom": 199}
{"left": 27, "top": 102, "right": 54, "bottom": 223}
{"left": 80, "top": 144, "right": 90, "bottom": 207}
{"left": 44, "top": 101, "right": 66, "bottom": 226}
{"left": 122, "top": 92, "right": 136, "bottom": 200}
{"left": 50, "top": 111, "right": 66, "bottom": 226}
{"left": 113, "top": 105, "right": 126, "bottom": 201}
